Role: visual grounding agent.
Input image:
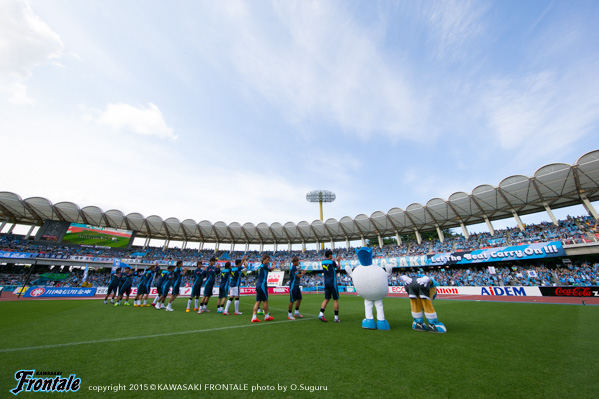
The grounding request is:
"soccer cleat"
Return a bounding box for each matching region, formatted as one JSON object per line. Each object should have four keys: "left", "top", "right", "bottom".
{"left": 412, "top": 321, "right": 428, "bottom": 332}
{"left": 124, "top": 302, "right": 130, "bottom": 306}
{"left": 264, "top": 315, "right": 274, "bottom": 321}
{"left": 334, "top": 318, "right": 340, "bottom": 323}
{"left": 223, "top": 311, "right": 230, "bottom": 316}
{"left": 114, "top": 303, "right": 120, "bottom": 307}
{"left": 376, "top": 320, "right": 390, "bottom": 331}
{"left": 288, "top": 316, "right": 296, "bottom": 320}
{"left": 234, "top": 311, "right": 243, "bottom": 315}
{"left": 362, "top": 318, "right": 376, "bottom": 329}
{"left": 166, "top": 308, "right": 174, "bottom": 312}
{"left": 185, "top": 309, "right": 190, "bottom": 313}
{"left": 251, "top": 318, "right": 261, "bottom": 323}
{"left": 197, "top": 310, "right": 203, "bottom": 314}
{"left": 204, "top": 309, "right": 211, "bottom": 313}
{"left": 194, "top": 308, "right": 199, "bottom": 311}
{"left": 257, "top": 310, "right": 264, "bottom": 315}
{"left": 151, "top": 303, "right": 156, "bottom": 307}
{"left": 427, "top": 321, "right": 447, "bottom": 333}
{"left": 318, "top": 315, "right": 328, "bottom": 322}
{"left": 294, "top": 314, "right": 303, "bottom": 318}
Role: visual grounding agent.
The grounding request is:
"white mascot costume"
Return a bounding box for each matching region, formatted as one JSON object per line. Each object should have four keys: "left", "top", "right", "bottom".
{"left": 345, "top": 247, "right": 392, "bottom": 330}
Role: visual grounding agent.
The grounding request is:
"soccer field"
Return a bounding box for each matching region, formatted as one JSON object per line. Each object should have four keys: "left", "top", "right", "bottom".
{"left": 1, "top": 295, "right": 597, "bottom": 398}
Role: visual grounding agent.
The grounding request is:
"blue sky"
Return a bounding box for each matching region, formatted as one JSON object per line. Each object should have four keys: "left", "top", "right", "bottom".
{"left": 1, "top": 0, "right": 598, "bottom": 242}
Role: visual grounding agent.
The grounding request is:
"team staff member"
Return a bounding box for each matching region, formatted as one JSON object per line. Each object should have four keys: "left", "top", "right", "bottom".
{"left": 288, "top": 256, "right": 306, "bottom": 320}
{"left": 224, "top": 256, "right": 247, "bottom": 315}
{"left": 318, "top": 250, "right": 341, "bottom": 323}
{"left": 199, "top": 258, "right": 218, "bottom": 313}
{"left": 251, "top": 255, "right": 275, "bottom": 323}
{"left": 104, "top": 267, "right": 121, "bottom": 304}
{"left": 188, "top": 261, "right": 206, "bottom": 313}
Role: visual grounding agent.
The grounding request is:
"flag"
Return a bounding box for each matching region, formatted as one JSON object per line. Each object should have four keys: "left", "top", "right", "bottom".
{"left": 82, "top": 265, "right": 89, "bottom": 282}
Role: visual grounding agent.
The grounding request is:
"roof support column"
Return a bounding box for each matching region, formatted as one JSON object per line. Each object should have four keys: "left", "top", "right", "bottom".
{"left": 484, "top": 216, "right": 495, "bottom": 236}
{"left": 215, "top": 242, "right": 220, "bottom": 251}
{"left": 231, "top": 242, "right": 235, "bottom": 252}
{"left": 511, "top": 209, "right": 525, "bottom": 231}
{"left": 302, "top": 241, "right": 306, "bottom": 252}
{"left": 274, "top": 242, "right": 278, "bottom": 252}
{"left": 361, "top": 235, "right": 366, "bottom": 247}
{"left": 144, "top": 237, "right": 150, "bottom": 249}
{"left": 0, "top": 222, "right": 6, "bottom": 233}
{"left": 182, "top": 241, "right": 187, "bottom": 250}
{"left": 26, "top": 225, "right": 36, "bottom": 240}
{"left": 288, "top": 241, "right": 292, "bottom": 252}
{"left": 245, "top": 243, "right": 249, "bottom": 252}
{"left": 378, "top": 235, "right": 383, "bottom": 248}
{"left": 345, "top": 237, "right": 350, "bottom": 249}
{"left": 395, "top": 232, "right": 402, "bottom": 245}
{"left": 543, "top": 202, "right": 558, "bottom": 226}
{"left": 330, "top": 240, "right": 335, "bottom": 250}
{"left": 414, "top": 229, "right": 422, "bottom": 245}
{"left": 580, "top": 194, "right": 599, "bottom": 220}
{"left": 163, "top": 240, "right": 170, "bottom": 250}
{"left": 7, "top": 223, "right": 15, "bottom": 234}
{"left": 461, "top": 223, "right": 470, "bottom": 239}
{"left": 435, "top": 225, "right": 444, "bottom": 243}
{"left": 259, "top": 242, "right": 264, "bottom": 252}
{"left": 200, "top": 241, "right": 204, "bottom": 250}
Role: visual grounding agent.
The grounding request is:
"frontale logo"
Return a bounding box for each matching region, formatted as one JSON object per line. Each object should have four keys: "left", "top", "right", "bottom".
{"left": 30, "top": 288, "right": 45, "bottom": 297}
{"left": 10, "top": 370, "right": 81, "bottom": 395}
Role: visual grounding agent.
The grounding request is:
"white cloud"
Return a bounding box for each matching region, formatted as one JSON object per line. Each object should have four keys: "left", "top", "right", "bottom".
{"left": 95, "top": 103, "right": 177, "bottom": 140}
{"left": 0, "top": 0, "right": 63, "bottom": 103}
{"left": 194, "top": 1, "right": 426, "bottom": 141}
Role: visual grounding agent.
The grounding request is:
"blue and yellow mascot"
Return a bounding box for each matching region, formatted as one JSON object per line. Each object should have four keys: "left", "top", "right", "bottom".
{"left": 400, "top": 275, "right": 447, "bottom": 333}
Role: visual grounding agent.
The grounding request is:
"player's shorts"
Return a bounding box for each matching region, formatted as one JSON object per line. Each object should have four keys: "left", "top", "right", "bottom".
{"left": 191, "top": 282, "right": 203, "bottom": 298}
{"left": 405, "top": 280, "right": 432, "bottom": 300}
{"left": 161, "top": 283, "right": 172, "bottom": 297}
{"left": 324, "top": 285, "right": 339, "bottom": 300}
{"left": 203, "top": 283, "right": 214, "bottom": 297}
{"left": 137, "top": 284, "right": 148, "bottom": 296}
{"left": 171, "top": 285, "right": 181, "bottom": 296}
{"left": 228, "top": 286, "right": 239, "bottom": 297}
{"left": 290, "top": 287, "right": 302, "bottom": 302}
{"left": 119, "top": 285, "right": 132, "bottom": 296}
{"left": 256, "top": 285, "right": 268, "bottom": 302}
{"left": 218, "top": 285, "right": 229, "bottom": 298}
{"left": 107, "top": 282, "right": 119, "bottom": 295}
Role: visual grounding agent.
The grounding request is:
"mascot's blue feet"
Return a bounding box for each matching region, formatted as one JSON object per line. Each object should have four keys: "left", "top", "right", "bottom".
{"left": 376, "top": 320, "right": 390, "bottom": 331}
{"left": 362, "top": 318, "right": 376, "bottom": 329}
{"left": 412, "top": 318, "right": 428, "bottom": 332}
{"left": 427, "top": 319, "right": 447, "bottom": 333}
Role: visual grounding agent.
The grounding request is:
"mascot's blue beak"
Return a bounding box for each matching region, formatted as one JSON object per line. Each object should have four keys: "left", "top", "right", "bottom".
{"left": 355, "top": 247, "right": 373, "bottom": 266}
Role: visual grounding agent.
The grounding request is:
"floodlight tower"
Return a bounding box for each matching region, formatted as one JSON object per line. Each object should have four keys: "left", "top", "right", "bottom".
{"left": 306, "top": 190, "right": 336, "bottom": 250}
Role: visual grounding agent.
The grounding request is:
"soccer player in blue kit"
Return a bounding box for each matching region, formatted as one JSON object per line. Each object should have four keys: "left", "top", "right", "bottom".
{"left": 134, "top": 263, "right": 156, "bottom": 307}
{"left": 318, "top": 250, "right": 341, "bottom": 322}
{"left": 217, "top": 262, "right": 231, "bottom": 313}
{"left": 114, "top": 266, "right": 135, "bottom": 306}
{"left": 104, "top": 267, "right": 121, "bottom": 304}
{"left": 288, "top": 256, "right": 306, "bottom": 320}
{"left": 155, "top": 265, "right": 175, "bottom": 310}
{"left": 187, "top": 261, "right": 205, "bottom": 312}
{"left": 224, "top": 256, "right": 247, "bottom": 315}
{"left": 251, "top": 255, "right": 275, "bottom": 323}
{"left": 199, "top": 258, "right": 218, "bottom": 313}
{"left": 166, "top": 261, "right": 184, "bottom": 312}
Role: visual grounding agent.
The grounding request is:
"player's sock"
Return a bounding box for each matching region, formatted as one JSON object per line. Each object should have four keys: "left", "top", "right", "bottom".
{"left": 187, "top": 299, "right": 192, "bottom": 310}
{"left": 251, "top": 313, "right": 257, "bottom": 320}
{"left": 319, "top": 308, "right": 324, "bottom": 317}
{"left": 288, "top": 312, "right": 293, "bottom": 317}
{"left": 235, "top": 300, "right": 239, "bottom": 313}
{"left": 224, "top": 300, "right": 231, "bottom": 313}
{"left": 143, "top": 300, "right": 147, "bottom": 305}
{"left": 104, "top": 300, "right": 107, "bottom": 304}
{"left": 194, "top": 299, "right": 199, "bottom": 309}
{"left": 334, "top": 310, "right": 339, "bottom": 321}
{"left": 152, "top": 297, "right": 158, "bottom": 304}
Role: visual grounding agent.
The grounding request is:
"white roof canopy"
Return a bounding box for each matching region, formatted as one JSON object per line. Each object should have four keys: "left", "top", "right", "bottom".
{"left": 1, "top": 150, "right": 598, "bottom": 245}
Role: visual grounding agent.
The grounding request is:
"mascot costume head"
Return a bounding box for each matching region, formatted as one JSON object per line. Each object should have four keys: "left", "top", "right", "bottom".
{"left": 345, "top": 247, "right": 392, "bottom": 330}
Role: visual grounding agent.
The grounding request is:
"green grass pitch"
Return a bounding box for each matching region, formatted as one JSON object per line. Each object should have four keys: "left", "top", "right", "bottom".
{"left": 61, "top": 233, "right": 130, "bottom": 248}
{"left": 1, "top": 295, "right": 597, "bottom": 398}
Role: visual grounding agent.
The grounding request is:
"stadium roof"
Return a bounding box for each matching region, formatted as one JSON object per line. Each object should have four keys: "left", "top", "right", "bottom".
{"left": 1, "top": 150, "right": 598, "bottom": 245}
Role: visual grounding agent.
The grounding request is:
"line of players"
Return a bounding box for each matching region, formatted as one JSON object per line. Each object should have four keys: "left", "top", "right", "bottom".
{"left": 104, "top": 251, "right": 342, "bottom": 322}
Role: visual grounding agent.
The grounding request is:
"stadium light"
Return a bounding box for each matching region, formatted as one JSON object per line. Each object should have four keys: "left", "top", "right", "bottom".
{"left": 306, "top": 190, "right": 336, "bottom": 249}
